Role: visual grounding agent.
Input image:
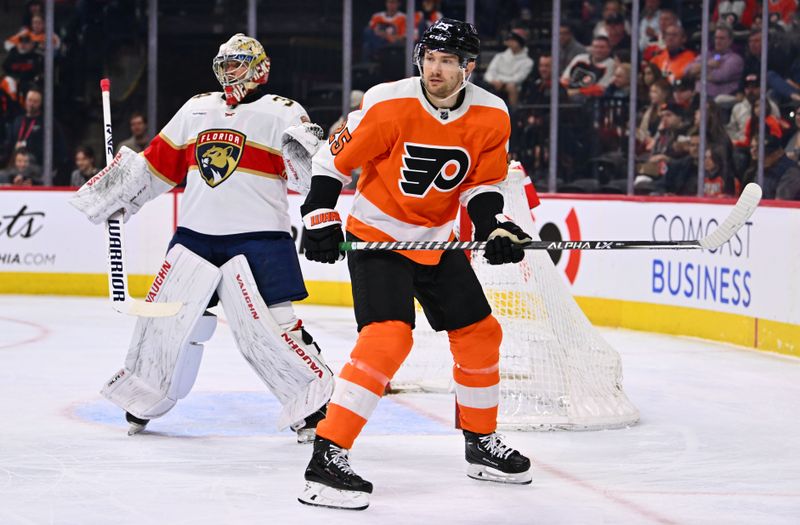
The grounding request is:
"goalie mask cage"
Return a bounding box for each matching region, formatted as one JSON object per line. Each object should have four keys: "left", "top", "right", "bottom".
{"left": 389, "top": 167, "right": 640, "bottom": 431}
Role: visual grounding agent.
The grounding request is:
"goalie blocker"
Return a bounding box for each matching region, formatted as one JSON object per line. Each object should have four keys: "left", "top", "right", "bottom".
{"left": 103, "top": 244, "right": 333, "bottom": 436}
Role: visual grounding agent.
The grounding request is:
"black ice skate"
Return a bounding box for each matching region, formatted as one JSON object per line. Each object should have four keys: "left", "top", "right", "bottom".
{"left": 298, "top": 436, "right": 373, "bottom": 510}
{"left": 464, "top": 430, "right": 532, "bottom": 484}
{"left": 125, "top": 412, "right": 149, "bottom": 436}
{"left": 292, "top": 404, "right": 327, "bottom": 444}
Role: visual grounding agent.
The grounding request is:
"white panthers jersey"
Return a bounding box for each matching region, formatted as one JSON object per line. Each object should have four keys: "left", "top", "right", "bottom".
{"left": 142, "top": 91, "right": 308, "bottom": 235}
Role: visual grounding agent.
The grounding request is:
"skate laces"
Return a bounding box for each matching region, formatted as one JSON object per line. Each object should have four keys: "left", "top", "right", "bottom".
{"left": 478, "top": 433, "right": 514, "bottom": 460}
{"left": 326, "top": 445, "right": 356, "bottom": 476}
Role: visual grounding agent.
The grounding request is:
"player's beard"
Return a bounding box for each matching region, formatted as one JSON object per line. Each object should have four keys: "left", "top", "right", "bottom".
{"left": 424, "top": 69, "right": 465, "bottom": 106}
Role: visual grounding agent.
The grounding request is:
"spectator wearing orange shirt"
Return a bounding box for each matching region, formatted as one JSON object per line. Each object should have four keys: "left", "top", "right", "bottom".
{"left": 4, "top": 13, "right": 60, "bottom": 54}
{"left": 363, "top": 0, "right": 407, "bottom": 61}
{"left": 650, "top": 24, "right": 696, "bottom": 85}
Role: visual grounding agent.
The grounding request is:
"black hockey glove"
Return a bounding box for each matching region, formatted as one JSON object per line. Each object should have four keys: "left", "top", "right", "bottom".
{"left": 484, "top": 219, "right": 532, "bottom": 264}
{"left": 467, "top": 191, "right": 532, "bottom": 265}
{"left": 302, "top": 208, "right": 345, "bottom": 263}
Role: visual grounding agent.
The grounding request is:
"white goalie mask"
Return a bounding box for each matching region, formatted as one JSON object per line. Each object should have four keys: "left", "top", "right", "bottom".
{"left": 212, "top": 33, "right": 271, "bottom": 106}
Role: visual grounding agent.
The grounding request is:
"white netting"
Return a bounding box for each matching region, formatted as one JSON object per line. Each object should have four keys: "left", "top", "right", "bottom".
{"left": 391, "top": 166, "right": 640, "bottom": 430}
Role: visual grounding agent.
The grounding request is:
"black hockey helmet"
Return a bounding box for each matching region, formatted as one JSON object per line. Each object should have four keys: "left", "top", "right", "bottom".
{"left": 414, "top": 18, "right": 480, "bottom": 68}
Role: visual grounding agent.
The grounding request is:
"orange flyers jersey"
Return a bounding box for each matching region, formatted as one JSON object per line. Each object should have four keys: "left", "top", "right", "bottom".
{"left": 312, "top": 77, "right": 511, "bottom": 265}
{"left": 142, "top": 92, "right": 307, "bottom": 235}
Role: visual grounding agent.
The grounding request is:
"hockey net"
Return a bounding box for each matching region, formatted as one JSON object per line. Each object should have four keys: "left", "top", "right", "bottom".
{"left": 390, "top": 165, "right": 640, "bottom": 431}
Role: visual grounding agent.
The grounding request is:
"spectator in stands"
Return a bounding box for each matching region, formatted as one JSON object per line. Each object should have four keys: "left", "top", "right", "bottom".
{"left": 766, "top": 54, "right": 800, "bottom": 104}
{"left": 116, "top": 112, "right": 151, "bottom": 154}
{"left": 415, "top": 0, "right": 442, "bottom": 38}
{"left": 727, "top": 73, "right": 780, "bottom": 145}
{"left": 521, "top": 54, "right": 566, "bottom": 106}
{"left": 69, "top": 145, "right": 98, "bottom": 187}
{"left": 637, "top": 101, "right": 689, "bottom": 191}
{"left": 561, "top": 35, "right": 615, "bottom": 101}
{"left": 363, "top": 0, "right": 407, "bottom": 61}
{"left": 605, "top": 63, "right": 631, "bottom": 98}
{"left": 2, "top": 34, "right": 43, "bottom": 102}
{"left": 558, "top": 22, "right": 586, "bottom": 75}
{"left": 712, "top": 0, "right": 757, "bottom": 31}
{"left": 639, "top": 0, "right": 662, "bottom": 52}
{"left": 686, "top": 26, "right": 744, "bottom": 104}
{"left": 642, "top": 8, "right": 680, "bottom": 61}
{"left": 5, "top": 87, "right": 66, "bottom": 180}
{"left": 21, "top": 1, "right": 44, "bottom": 30}
{"left": 650, "top": 24, "right": 696, "bottom": 84}
{"left": 659, "top": 131, "right": 700, "bottom": 195}
{"left": 638, "top": 78, "right": 672, "bottom": 145}
{"left": 686, "top": 101, "right": 737, "bottom": 193}
{"left": 4, "top": 13, "right": 61, "bottom": 54}
{"left": 483, "top": 29, "right": 534, "bottom": 109}
{"left": 0, "top": 147, "right": 40, "bottom": 186}
{"left": 739, "top": 29, "right": 762, "bottom": 93}
{"left": 749, "top": 128, "right": 800, "bottom": 199}
{"left": 672, "top": 76, "right": 696, "bottom": 110}
{"left": 593, "top": 1, "right": 630, "bottom": 39}
{"left": 639, "top": 61, "right": 664, "bottom": 93}
{"left": 702, "top": 146, "right": 732, "bottom": 197}
{"left": 603, "top": 13, "right": 631, "bottom": 62}
{"left": 0, "top": 85, "right": 21, "bottom": 167}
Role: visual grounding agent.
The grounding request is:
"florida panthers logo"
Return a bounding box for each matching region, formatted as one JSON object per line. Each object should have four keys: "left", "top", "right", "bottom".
{"left": 195, "top": 129, "right": 246, "bottom": 187}
{"left": 399, "top": 143, "right": 471, "bottom": 198}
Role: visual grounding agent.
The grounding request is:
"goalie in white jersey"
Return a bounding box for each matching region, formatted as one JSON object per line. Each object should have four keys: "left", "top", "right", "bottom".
{"left": 70, "top": 34, "right": 333, "bottom": 442}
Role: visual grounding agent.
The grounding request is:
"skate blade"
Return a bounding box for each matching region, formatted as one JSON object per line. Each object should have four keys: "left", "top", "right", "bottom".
{"left": 296, "top": 428, "right": 316, "bottom": 444}
{"left": 127, "top": 423, "right": 147, "bottom": 436}
{"left": 467, "top": 463, "right": 532, "bottom": 485}
{"left": 298, "top": 481, "right": 369, "bottom": 510}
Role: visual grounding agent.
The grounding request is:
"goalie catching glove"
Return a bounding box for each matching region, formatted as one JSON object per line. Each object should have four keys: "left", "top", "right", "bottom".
{"left": 281, "top": 122, "right": 324, "bottom": 194}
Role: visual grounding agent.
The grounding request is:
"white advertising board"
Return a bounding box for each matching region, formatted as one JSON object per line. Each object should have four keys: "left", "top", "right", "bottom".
{"left": 0, "top": 190, "right": 175, "bottom": 275}
{"left": 528, "top": 197, "right": 800, "bottom": 326}
{"left": 2, "top": 189, "right": 798, "bottom": 328}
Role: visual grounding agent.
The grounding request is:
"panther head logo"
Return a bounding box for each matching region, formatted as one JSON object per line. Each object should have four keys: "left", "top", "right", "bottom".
{"left": 195, "top": 129, "right": 246, "bottom": 187}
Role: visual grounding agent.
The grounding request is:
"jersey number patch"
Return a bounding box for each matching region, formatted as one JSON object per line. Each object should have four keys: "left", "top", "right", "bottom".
{"left": 399, "top": 143, "right": 471, "bottom": 198}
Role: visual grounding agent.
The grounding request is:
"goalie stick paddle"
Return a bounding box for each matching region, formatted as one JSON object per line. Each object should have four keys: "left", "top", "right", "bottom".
{"left": 339, "top": 183, "right": 762, "bottom": 252}
{"left": 100, "top": 79, "right": 181, "bottom": 317}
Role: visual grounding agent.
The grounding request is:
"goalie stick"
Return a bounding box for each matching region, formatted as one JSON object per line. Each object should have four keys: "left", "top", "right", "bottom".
{"left": 340, "top": 183, "right": 762, "bottom": 252}
{"left": 99, "top": 79, "right": 181, "bottom": 317}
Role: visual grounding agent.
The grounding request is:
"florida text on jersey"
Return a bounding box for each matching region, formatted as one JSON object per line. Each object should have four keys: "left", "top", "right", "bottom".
{"left": 313, "top": 77, "right": 510, "bottom": 265}
{"left": 142, "top": 92, "right": 308, "bottom": 235}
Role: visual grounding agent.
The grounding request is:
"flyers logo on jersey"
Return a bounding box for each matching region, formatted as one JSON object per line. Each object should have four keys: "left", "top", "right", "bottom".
{"left": 399, "top": 143, "right": 471, "bottom": 198}
{"left": 195, "top": 129, "right": 246, "bottom": 187}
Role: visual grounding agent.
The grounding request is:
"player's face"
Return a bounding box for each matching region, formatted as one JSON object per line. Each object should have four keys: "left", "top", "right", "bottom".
{"left": 221, "top": 59, "right": 249, "bottom": 83}
{"left": 422, "top": 50, "right": 472, "bottom": 98}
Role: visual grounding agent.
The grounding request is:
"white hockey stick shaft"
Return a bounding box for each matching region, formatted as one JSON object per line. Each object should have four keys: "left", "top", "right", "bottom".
{"left": 341, "top": 183, "right": 762, "bottom": 252}
{"left": 100, "top": 79, "right": 181, "bottom": 317}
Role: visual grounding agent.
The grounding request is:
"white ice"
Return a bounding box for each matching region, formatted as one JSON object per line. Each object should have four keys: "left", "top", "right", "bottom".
{"left": 1, "top": 295, "right": 799, "bottom": 525}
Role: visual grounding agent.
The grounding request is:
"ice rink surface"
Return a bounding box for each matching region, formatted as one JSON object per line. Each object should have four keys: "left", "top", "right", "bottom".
{"left": 1, "top": 295, "right": 799, "bottom": 525}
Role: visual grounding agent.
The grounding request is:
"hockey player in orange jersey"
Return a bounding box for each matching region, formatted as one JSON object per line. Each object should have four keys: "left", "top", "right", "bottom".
{"left": 297, "top": 18, "right": 533, "bottom": 510}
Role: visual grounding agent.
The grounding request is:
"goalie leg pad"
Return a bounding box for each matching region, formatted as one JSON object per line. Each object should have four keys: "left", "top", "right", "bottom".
{"left": 217, "top": 255, "right": 334, "bottom": 430}
{"left": 101, "top": 244, "right": 222, "bottom": 419}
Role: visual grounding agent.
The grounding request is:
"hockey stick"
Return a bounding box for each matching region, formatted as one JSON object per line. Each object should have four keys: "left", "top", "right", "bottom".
{"left": 340, "top": 183, "right": 762, "bottom": 252}
{"left": 100, "top": 79, "right": 181, "bottom": 317}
